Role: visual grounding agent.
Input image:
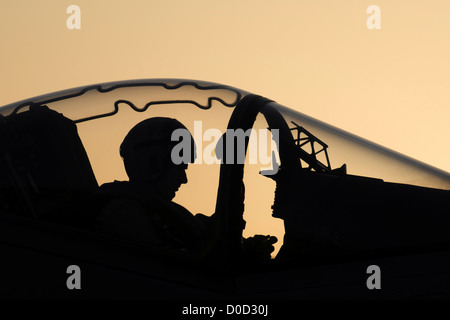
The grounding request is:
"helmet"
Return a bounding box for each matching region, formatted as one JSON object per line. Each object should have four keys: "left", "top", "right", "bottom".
{"left": 120, "top": 117, "right": 196, "bottom": 161}
{"left": 120, "top": 117, "right": 196, "bottom": 182}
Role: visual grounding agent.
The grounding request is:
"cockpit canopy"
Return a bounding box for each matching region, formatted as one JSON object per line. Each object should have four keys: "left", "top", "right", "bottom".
{"left": 1, "top": 79, "right": 449, "bottom": 252}
{"left": 1, "top": 79, "right": 448, "bottom": 188}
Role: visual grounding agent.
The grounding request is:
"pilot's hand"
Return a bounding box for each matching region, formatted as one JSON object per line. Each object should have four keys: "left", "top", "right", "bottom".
{"left": 242, "top": 235, "right": 278, "bottom": 261}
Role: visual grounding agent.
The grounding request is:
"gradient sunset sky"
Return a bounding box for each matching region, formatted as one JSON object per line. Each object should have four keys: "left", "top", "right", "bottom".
{"left": 1, "top": 0, "right": 449, "bottom": 173}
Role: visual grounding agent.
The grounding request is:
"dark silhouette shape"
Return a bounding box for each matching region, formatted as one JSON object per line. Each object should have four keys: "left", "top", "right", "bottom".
{"left": 96, "top": 117, "right": 209, "bottom": 253}
{"left": 0, "top": 104, "right": 98, "bottom": 221}
{"left": 2, "top": 81, "right": 450, "bottom": 299}
{"left": 96, "top": 117, "right": 277, "bottom": 258}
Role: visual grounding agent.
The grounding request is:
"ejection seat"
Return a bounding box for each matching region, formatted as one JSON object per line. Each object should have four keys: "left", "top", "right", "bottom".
{"left": 0, "top": 104, "right": 99, "bottom": 227}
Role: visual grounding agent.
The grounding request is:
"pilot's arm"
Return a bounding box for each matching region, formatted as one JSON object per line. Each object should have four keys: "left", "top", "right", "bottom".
{"left": 195, "top": 212, "right": 277, "bottom": 260}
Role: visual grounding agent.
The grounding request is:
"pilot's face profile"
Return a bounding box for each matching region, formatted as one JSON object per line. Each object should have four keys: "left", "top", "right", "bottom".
{"left": 156, "top": 163, "right": 188, "bottom": 201}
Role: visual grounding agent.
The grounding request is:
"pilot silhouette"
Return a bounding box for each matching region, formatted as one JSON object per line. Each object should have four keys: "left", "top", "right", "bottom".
{"left": 96, "top": 117, "right": 276, "bottom": 259}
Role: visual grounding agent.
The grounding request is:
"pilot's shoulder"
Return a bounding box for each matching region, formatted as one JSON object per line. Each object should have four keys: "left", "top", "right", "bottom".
{"left": 96, "top": 181, "right": 147, "bottom": 212}
{"left": 96, "top": 182, "right": 150, "bottom": 223}
{"left": 98, "top": 180, "right": 132, "bottom": 195}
